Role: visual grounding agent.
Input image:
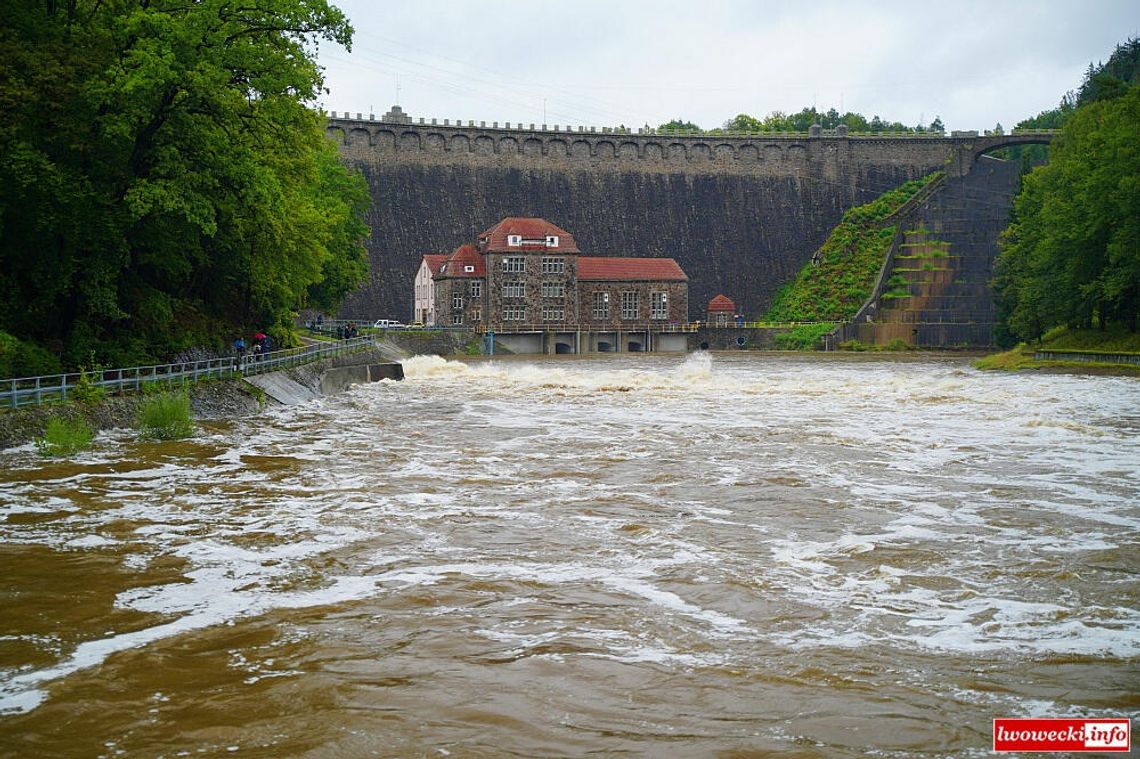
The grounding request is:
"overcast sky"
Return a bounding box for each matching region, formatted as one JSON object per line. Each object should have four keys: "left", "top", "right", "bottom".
{"left": 316, "top": 1, "right": 1139, "bottom": 132}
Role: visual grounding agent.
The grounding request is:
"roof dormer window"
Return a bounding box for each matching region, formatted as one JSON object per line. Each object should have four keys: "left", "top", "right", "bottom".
{"left": 546, "top": 235, "right": 559, "bottom": 247}
{"left": 464, "top": 265, "right": 475, "bottom": 273}
{"left": 507, "top": 234, "right": 522, "bottom": 247}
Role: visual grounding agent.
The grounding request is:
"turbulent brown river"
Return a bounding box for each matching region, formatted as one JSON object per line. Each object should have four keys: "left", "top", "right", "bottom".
{"left": 1, "top": 353, "right": 1138, "bottom": 757}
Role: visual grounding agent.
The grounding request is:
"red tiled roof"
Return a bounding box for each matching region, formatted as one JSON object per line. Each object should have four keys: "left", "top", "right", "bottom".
{"left": 578, "top": 257, "right": 687, "bottom": 282}
{"left": 437, "top": 243, "right": 486, "bottom": 278}
{"left": 422, "top": 254, "right": 447, "bottom": 274}
{"left": 479, "top": 217, "right": 580, "bottom": 253}
{"left": 708, "top": 294, "right": 736, "bottom": 312}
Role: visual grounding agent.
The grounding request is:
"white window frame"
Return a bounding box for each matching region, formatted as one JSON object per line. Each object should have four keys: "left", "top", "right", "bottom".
{"left": 541, "top": 280, "right": 565, "bottom": 299}
{"left": 651, "top": 291, "right": 668, "bottom": 320}
{"left": 503, "top": 305, "right": 526, "bottom": 321}
{"left": 541, "top": 257, "right": 565, "bottom": 274}
{"left": 503, "top": 256, "right": 525, "bottom": 273}
{"left": 452, "top": 293, "right": 464, "bottom": 309}
{"left": 470, "top": 281, "right": 482, "bottom": 298}
{"left": 621, "top": 291, "right": 639, "bottom": 320}
{"left": 502, "top": 281, "right": 525, "bottom": 299}
{"left": 592, "top": 291, "right": 610, "bottom": 320}
{"left": 507, "top": 234, "right": 522, "bottom": 247}
{"left": 545, "top": 235, "right": 559, "bottom": 247}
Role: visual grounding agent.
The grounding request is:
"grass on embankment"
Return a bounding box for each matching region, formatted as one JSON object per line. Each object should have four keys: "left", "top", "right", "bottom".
{"left": 975, "top": 326, "right": 1140, "bottom": 376}
{"left": 763, "top": 172, "right": 942, "bottom": 323}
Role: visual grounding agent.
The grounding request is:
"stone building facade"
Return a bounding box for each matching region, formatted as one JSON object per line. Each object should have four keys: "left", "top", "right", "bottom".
{"left": 414, "top": 254, "right": 447, "bottom": 325}
{"left": 432, "top": 218, "right": 687, "bottom": 329}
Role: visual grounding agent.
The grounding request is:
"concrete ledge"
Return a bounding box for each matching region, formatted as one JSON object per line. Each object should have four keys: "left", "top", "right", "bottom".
{"left": 252, "top": 360, "right": 404, "bottom": 405}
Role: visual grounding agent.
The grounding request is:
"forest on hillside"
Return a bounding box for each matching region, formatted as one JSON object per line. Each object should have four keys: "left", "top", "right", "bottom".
{"left": 995, "top": 38, "right": 1140, "bottom": 344}
{"left": 0, "top": 1, "right": 370, "bottom": 377}
{"left": 661, "top": 109, "right": 946, "bottom": 135}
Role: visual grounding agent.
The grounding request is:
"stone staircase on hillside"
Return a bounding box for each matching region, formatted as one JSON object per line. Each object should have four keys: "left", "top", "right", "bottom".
{"left": 836, "top": 155, "right": 1021, "bottom": 348}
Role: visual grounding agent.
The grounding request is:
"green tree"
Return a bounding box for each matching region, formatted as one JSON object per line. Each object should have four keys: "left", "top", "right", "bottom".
{"left": 1078, "top": 37, "right": 1140, "bottom": 105}
{"left": 722, "top": 114, "right": 763, "bottom": 132}
{"left": 996, "top": 84, "right": 1140, "bottom": 339}
{"left": 0, "top": 0, "right": 369, "bottom": 368}
{"left": 658, "top": 119, "right": 701, "bottom": 132}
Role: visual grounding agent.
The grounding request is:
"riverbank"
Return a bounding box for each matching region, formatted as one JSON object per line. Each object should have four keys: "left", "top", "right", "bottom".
{"left": 0, "top": 380, "right": 263, "bottom": 450}
{"left": 0, "top": 346, "right": 404, "bottom": 450}
{"left": 973, "top": 326, "right": 1140, "bottom": 377}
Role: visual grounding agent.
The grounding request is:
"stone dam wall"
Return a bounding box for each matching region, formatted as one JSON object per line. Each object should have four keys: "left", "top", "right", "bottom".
{"left": 327, "top": 118, "right": 974, "bottom": 321}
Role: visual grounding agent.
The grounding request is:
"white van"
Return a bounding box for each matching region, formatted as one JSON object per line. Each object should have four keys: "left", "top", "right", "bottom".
{"left": 372, "top": 319, "right": 407, "bottom": 329}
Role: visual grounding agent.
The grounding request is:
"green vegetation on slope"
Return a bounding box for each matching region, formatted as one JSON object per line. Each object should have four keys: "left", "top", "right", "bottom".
{"left": 994, "top": 75, "right": 1140, "bottom": 344}
{"left": 975, "top": 326, "right": 1140, "bottom": 374}
{"left": 0, "top": 1, "right": 370, "bottom": 371}
{"left": 763, "top": 173, "right": 941, "bottom": 323}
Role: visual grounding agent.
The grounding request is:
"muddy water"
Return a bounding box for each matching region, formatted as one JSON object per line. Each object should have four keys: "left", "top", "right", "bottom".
{"left": 0, "top": 353, "right": 1137, "bottom": 757}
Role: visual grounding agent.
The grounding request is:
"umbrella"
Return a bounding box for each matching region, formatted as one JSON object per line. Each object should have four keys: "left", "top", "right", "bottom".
{"left": 254, "top": 332, "right": 266, "bottom": 339}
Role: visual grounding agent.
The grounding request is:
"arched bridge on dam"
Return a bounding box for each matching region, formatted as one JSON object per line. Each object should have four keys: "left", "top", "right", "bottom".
{"left": 325, "top": 108, "right": 1055, "bottom": 322}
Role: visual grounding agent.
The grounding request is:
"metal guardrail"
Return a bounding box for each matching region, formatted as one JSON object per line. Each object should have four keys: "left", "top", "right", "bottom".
{"left": 1035, "top": 350, "right": 1140, "bottom": 366}
{"left": 0, "top": 336, "right": 376, "bottom": 409}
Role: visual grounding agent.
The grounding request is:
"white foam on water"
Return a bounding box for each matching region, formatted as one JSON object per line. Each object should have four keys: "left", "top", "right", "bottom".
{"left": 2, "top": 353, "right": 1139, "bottom": 718}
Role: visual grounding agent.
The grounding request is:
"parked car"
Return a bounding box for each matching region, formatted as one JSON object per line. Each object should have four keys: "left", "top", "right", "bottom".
{"left": 372, "top": 319, "right": 407, "bottom": 329}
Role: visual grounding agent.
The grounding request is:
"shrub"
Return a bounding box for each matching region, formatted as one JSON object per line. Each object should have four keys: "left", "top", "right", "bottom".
{"left": 883, "top": 338, "right": 912, "bottom": 351}
{"left": 0, "top": 331, "right": 61, "bottom": 379}
{"left": 35, "top": 417, "right": 95, "bottom": 457}
{"left": 139, "top": 392, "right": 195, "bottom": 440}
{"left": 775, "top": 322, "right": 837, "bottom": 350}
{"left": 72, "top": 362, "right": 108, "bottom": 404}
{"left": 837, "top": 339, "right": 869, "bottom": 351}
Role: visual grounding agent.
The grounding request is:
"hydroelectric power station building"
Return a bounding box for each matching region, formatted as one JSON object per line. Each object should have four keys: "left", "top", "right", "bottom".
{"left": 426, "top": 218, "right": 690, "bottom": 353}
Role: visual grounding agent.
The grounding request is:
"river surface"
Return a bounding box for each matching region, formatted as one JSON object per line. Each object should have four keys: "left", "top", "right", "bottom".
{"left": 0, "top": 353, "right": 1137, "bottom": 757}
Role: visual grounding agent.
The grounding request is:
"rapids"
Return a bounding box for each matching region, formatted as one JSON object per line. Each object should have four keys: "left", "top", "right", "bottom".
{"left": 1, "top": 353, "right": 1137, "bottom": 756}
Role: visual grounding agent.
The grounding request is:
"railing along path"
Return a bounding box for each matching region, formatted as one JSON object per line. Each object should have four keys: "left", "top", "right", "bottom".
{"left": 1, "top": 336, "right": 376, "bottom": 409}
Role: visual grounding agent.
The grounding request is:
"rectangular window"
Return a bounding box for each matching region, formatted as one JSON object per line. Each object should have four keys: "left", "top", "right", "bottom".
{"left": 592, "top": 291, "right": 610, "bottom": 320}
{"left": 541, "top": 257, "right": 565, "bottom": 274}
{"left": 470, "top": 281, "right": 482, "bottom": 298}
{"left": 502, "top": 256, "right": 525, "bottom": 273}
{"left": 651, "top": 292, "right": 668, "bottom": 320}
{"left": 502, "top": 281, "right": 525, "bottom": 299}
{"left": 541, "top": 280, "right": 565, "bottom": 299}
{"left": 452, "top": 313, "right": 463, "bottom": 325}
{"left": 452, "top": 293, "right": 464, "bottom": 309}
{"left": 542, "top": 306, "right": 564, "bottom": 322}
{"left": 503, "top": 305, "right": 526, "bottom": 321}
{"left": 471, "top": 305, "right": 482, "bottom": 322}
{"left": 621, "top": 291, "right": 640, "bottom": 320}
